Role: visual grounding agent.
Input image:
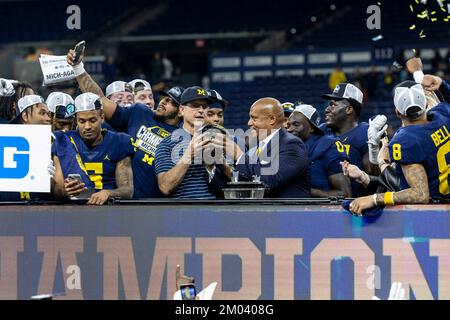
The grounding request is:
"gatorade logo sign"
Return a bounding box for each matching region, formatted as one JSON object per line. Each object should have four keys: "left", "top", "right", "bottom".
{"left": 0, "top": 137, "right": 30, "bottom": 179}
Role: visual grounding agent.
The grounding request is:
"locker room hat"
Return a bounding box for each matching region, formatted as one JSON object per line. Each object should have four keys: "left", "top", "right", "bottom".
{"left": 10, "top": 94, "right": 46, "bottom": 124}
{"left": 105, "top": 81, "right": 133, "bottom": 97}
{"left": 292, "top": 104, "right": 323, "bottom": 134}
{"left": 46, "top": 92, "right": 75, "bottom": 119}
{"left": 159, "top": 86, "right": 184, "bottom": 105}
{"left": 207, "top": 89, "right": 228, "bottom": 109}
{"left": 129, "top": 79, "right": 152, "bottom": 94}
{"left": 394, "top": 81, "right": 426, "bottom": 117}
{"left": 74, "top": 93, "right": 102, "bottom": 113}
{"left": 321, "top": 83, "right": 364, "bottom": 114}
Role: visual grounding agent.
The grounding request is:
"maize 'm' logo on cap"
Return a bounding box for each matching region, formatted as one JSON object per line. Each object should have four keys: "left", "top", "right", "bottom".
{"left": 197, "top": 89, "right": 206, "bottom": 96}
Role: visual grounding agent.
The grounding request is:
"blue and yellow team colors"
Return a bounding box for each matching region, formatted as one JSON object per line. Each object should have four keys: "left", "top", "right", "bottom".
{"left": 389, "top": 103, "right": 450, "bottom": 198}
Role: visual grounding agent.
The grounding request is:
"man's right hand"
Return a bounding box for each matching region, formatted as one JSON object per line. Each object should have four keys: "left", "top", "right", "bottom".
{"left": 67, "top": 47, "right": 85, "bottom": 66}
{"left": 64, "top": 178, "right": 87, "bottom": 197}
{"left": 422, "top": 74, "right": 443, "bottom": 91}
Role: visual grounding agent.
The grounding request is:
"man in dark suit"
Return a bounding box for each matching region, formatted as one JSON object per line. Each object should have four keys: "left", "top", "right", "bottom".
{"left": 208, "top": 97, "right": 310, "bottom": 198}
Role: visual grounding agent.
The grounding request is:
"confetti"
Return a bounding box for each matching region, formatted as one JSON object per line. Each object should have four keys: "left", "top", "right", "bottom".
{"left": 417, "top": 10, "right": 429, "bottom": 18}
{"left": 431, "top": 10, "right": 437, "bottom": 14}
{"left": 436, "top": 0, "right": 444, "bottom": 8}
{"left": 431, "top": 17, "right": 438, "bottom": 21}
{"left": 409, "top": 24, "right": 417, "bottom": 29}
{"left": 410, "top": 4, "right": 414, "bottom": 11}
{"left": 372, "top": 34, "right": 384, "bottom": 41}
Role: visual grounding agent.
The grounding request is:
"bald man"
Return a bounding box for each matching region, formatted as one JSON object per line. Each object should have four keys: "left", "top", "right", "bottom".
{"left": 211, "top": 97, "right": 310, "bottom": 198}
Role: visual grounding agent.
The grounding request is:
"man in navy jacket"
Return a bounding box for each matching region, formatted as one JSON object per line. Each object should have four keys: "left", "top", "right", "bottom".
{"left": 209, "top": 97, "right": 310, "bottom": 198}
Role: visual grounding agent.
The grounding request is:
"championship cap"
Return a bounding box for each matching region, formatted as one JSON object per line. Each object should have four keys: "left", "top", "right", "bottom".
{"left": 159, "top": 86, "right": 184, "bottom": 105}
{"left": 11, "top": 95, "right": 46, "bottom": 124}
{"left": 105, "top": 81, "right": 133, "bottom": 97}
{"left": 292, "top": 104, "right": 323, "bottom": 134}
{"left": 394, "top": 81, "right": 426, "bottom": 117}
{"left": 207, "top": 89, "right": 228, "bottom": 109}
{"left": 74, "top": 93, "right": 102, "bottom": 113}
{"left": 129, "top": 79, "right": 152, "bottom": 94}
{"left": 46, "top": 92, "right": 75, "bottom": 119}
{"left": 321, "top": 83, "right": 364, "bottom": 113}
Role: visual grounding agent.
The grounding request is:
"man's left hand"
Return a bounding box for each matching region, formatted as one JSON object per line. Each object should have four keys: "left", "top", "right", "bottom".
{"left": 349, "top": 195, "right": 376, "bottom": 216}
{"left": 87, "top": 190, "right": 111, "bottom": 205}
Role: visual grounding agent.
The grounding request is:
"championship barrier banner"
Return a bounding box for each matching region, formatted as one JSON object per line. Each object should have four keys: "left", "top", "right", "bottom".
{"left": 0, "top": 203, "right": 448, "bottom": 300}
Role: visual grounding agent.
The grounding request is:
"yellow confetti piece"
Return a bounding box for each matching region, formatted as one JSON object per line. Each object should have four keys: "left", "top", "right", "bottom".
{"left": 431, "top": 11, "right": 437, "bottom": 14}
{"left": 420, "top": 34, "right": 427, "bottom": 38}
{"left": 377, "top": 2, "right": 381, "bottom": 5}
{"left": 417, "top": 10, "right": 429, "bottom": 18}
{"left": 445, "top": 17, "right": 450, "bottom": 21}
{"left": 409, "top": 24, "right": 416, "bottom": 29}
{"left": 415, "top": 0, "right": 419, "bottom": 3}
{"left": 431, "top": 17, "right": 437, "bottom": 21}
{"left": 410, "top": 5, "right": 414, "bottom": 11}
{"left": 420, "top": 29, "right": 424, "bottom": 35}
{"left": 442, "top": 7, "right": 447, "bottom": 12}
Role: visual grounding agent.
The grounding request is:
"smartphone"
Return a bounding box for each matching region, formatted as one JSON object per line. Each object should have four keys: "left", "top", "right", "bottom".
{"left": 67, "top": 173, "right": 82, "bottom": 182}
{"left": 73, "top": 40, "right": 86, "bottom": 65}
{"left": 180, "top": 284, "right": 196, "bottom": 300}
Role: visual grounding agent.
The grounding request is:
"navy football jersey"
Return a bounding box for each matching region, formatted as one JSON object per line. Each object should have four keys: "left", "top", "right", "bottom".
{"left": 109, "top": 103, "right": 178, "bottom": 198}
{"left": 305, "top": 134, "right": 349, "bottom": 192}
{"left": 320, "top": 122, "right": 369, "bottom": 196}
{"left": 389, "top": 103, "right": 450, "bottom": 199}
{"left": 52, "top": 130, "right": 134, "bottom": 191}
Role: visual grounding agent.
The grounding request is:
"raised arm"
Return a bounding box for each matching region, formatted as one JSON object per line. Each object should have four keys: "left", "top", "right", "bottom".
{"left": 66, "top": 48, "right": 117, "bottom": 120}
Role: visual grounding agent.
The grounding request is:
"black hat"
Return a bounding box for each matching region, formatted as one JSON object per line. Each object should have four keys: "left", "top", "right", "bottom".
{"left": 321, "top": 83, "right": 364, "bottom": 112}
{"left": 207, "top": 89, "right": 228, "bottom": 109}
{"left": 159, "top": 86, "right": 184, "bottom": 105}
{"left": 180, "top": 86, "right": 215, "bottom": 105}
{"left": 281, "top": 102, "right": 294, "bottom": 117}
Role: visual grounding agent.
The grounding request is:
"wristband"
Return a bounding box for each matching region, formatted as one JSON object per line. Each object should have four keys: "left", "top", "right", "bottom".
{"left": 384, "top": 192, "right": 395, "bottom": 206}
{"left": 413, "top": 70, "right": 424, "bottom": 84}
{"left": 72, "top": 62, "right": 86, "bottom": 77}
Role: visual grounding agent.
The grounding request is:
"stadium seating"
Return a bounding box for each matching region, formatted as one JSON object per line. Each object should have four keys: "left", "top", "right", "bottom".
{"left": 0, "top": 0, "right": 147, "bottom": 44}
{"left": 219, "top": 73, "right": 402, "bottom": 130}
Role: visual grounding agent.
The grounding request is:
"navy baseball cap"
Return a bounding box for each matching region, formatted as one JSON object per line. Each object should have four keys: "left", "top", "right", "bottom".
{"left": 180, "top": 86, "right": 214, "bottom": 105}
{"left": 207, "top": 89, "right": 228, "bottom": 109}
{"left": 281, "top": 102, "right": 294, "bottom": 117}
{"left": 159, "top": 86, "right": 184, "bottom": 105}
{"left": 321, "top": 83, "right": 364, "bottom": 113}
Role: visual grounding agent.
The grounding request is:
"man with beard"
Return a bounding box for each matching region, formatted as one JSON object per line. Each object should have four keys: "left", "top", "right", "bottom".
{"left": 320, "top": 83, "right": 373, "bottom": 197}
{"left": 67, "top": 42, "right": 183, "bottom": 198}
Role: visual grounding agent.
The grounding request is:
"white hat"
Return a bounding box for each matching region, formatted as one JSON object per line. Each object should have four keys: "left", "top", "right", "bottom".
{"left": 46, "top": 92, "right": 75, "bottom": 113}
{"left": 105, "top": 81, "right": 133, "bottom": 97}
{"left": 0, "top": 78, "right": 18, "bottom": 97}
{"left": 292, "top": 104, "right": 322, "bottom": 131}
{"left": 129, "top": 79, "right": 152, "bottom": 93}
{"left": 74, "top": 93, "right": 102, "bottom": 113}
{"left": 394, "top": 83, "right": 426, "bottom": 116}
{"left": 17, "top": 95, "right": 45, "bottom": 113}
